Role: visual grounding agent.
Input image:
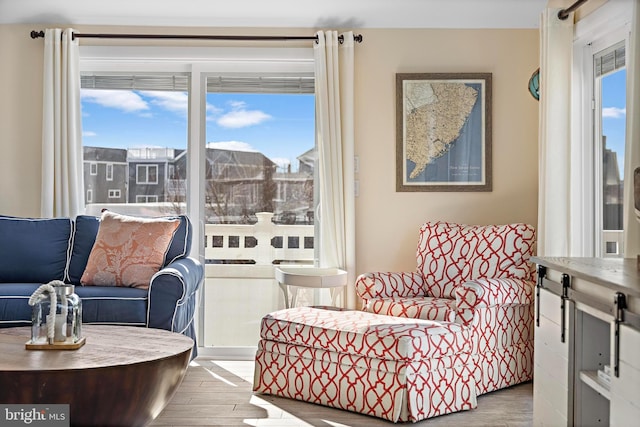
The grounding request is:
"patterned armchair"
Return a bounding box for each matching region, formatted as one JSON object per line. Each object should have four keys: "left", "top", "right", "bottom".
{"left": 355, "top": 222, "right": 536, "bottom": 395}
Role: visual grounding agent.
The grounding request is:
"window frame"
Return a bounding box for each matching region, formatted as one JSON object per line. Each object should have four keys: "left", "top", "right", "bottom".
{"left": 136, "top": 194, "right": 158, "bottom": 203}
{"left": 106, "top": 163, "right": 113, "bottom": 181}
{"left": 136, "top": 164, "right": 159, "bottom": 185}
{"left": 572, "top": 1, "right": 632, "bottom": 257}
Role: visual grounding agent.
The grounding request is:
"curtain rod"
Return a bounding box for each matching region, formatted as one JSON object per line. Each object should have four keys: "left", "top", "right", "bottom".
{"left": 558, "top": 0, "right": 590, "bottom": 20}
{"left": 30, "top": 30, "right": 363, "bottom": 44}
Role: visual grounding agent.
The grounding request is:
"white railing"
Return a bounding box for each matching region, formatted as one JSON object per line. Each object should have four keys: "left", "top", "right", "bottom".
{"left": 205, "top": 212, "right": 314, "bottom": 265}
{"left": 85, "top": 204, "right": 315, "bottom": 266}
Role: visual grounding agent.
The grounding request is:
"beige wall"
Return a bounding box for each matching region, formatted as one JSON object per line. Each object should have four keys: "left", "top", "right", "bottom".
{"left": 0, "top": 25, "right": 45, "bottom": 215}
{"left": 355, "top": 28, "right": 539, "bottom": 273}
{"left": 0, "top": 24, "right": 539, "bottom": 275}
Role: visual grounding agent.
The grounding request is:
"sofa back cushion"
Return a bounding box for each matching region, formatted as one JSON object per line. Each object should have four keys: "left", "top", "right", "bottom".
{"left": 0, "top": 217, "right": 73, "bottom": 283}
{"left": 165, "top": 214, "right": 192, "bottom": 265}
{"left": 66, "top": 213, "right": 193, "bottom": 285}
{"left": 417, "top": 222, "right": 536, "bottom": 298}
{"left": 67, "top": 215, "right": 101, "bottom": 285}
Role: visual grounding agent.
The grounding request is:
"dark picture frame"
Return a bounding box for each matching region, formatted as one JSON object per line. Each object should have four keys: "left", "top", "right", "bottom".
{"left": 396, "top": 73, "right": 492, "bottom": 192}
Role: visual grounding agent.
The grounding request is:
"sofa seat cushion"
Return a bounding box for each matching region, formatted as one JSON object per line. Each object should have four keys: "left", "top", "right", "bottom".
{"left": 0, "top": 283, "right": 148, "bottom": 327}
{"left": 74, "top": 286, "right": 149, "bottom": 325}
{"left": 368, "top": 296, "right": 457, "bottom": 322}
{"left": 0, "top": 283, "right": 40, "bottom": 327}
{"left": 260, "top": 307, "right": 471, "bottom": 362}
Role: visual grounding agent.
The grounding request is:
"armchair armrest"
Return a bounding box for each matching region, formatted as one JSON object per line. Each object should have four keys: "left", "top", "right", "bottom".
{"left": 147, "top": 257, "right": 203, "bottom": 333}
{"left": 455, "top": 278, "right": 535, "bottom": 311}
{"left": 355, "top": 272, "right": 426, "bottom": 300}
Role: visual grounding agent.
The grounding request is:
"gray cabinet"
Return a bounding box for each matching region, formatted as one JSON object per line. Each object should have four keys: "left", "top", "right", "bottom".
{"left": 531, "top": 257, "right": 640, "bottom": 427}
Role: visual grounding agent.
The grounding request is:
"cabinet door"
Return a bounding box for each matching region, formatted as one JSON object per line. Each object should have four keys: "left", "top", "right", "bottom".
{"left": 610, "top": 324, "right": 640, "bottom": 426}
{"left": 533, "top": 288, "right": 571, "bottom": 426}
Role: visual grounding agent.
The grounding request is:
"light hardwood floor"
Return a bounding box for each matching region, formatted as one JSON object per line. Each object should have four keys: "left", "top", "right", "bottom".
{"left": 151, "top": 359, "right": 533, "bottom": 427}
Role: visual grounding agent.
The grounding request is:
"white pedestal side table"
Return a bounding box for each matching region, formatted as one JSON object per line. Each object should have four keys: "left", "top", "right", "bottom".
{"left": 275, "top": 266, "right": 347, "bottom": 308}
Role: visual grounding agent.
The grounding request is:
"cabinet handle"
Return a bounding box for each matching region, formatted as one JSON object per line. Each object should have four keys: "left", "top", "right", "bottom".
{"left": 536, "top": 265, "right": 546, "bottom": 327}
{"left": 560, "top": 274, "right": 570, "bottom": 343}
{"left": 614, "top": 292, "right": 626, "bottom": 378}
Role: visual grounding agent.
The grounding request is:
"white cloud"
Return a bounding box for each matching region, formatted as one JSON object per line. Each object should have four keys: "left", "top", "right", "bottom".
{"left": 229, "top": 100, "right": 247, "bottom": 109}
{"left": 217, "top": 109, "right": 271, "bottom": 128}
{"left": 81, "top": 89, "right": 149, "bottom": 113}
{"left": 207, "top": 141, "right": 258, "bottom": 152}
{"left": 205, "top": 103, "right": 222, "bottom": 122}
{"left": 80, "top": 91, "right": 272, "bottom": 128}
{"left": 213, "top": 100, "right": 272, "bottom": 128}
{"left": 140, "top": 91, "right": 188, "bottom": 115}
{"left": 602, "top": 107, "right": 626, "bottom": 118}
{"left": 82, "top": 131, "right": 97, "bottom": 137}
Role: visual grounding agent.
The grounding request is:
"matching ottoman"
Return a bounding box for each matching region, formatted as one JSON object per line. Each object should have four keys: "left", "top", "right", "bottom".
{"left": 253, "top": 307, "right": 477, "bottom": 423}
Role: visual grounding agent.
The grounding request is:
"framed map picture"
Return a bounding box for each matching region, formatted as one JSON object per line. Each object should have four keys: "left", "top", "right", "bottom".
{"left": 396, "top": 73, "right": 492, "bottom": 192}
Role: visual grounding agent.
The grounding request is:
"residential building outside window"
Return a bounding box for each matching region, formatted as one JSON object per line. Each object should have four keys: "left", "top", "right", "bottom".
{"left": 106, "top": 163, "right": 113, "bottom": 181}
{"left": 108, "top": 189, "right": 121, "bottom": 198}
{"left": 90, "top": 163, "right": 97, "bottom": 175}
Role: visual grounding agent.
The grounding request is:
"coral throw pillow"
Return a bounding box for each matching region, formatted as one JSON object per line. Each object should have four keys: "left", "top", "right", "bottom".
{"left": 81, "top": 211, "right": 181, "bottom": 289}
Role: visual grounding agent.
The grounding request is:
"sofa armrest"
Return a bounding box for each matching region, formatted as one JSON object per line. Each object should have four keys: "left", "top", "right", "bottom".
{"left": 455, "top": 278, "right": 535, "bottom": 311}
{"left": 147, "top": 257, "right": 203, "bottom": 333}
{"left": 355, "top": 272, "right": 426, "bottom": 300}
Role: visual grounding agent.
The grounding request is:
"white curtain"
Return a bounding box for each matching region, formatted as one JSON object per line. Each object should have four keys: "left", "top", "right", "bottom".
{"left": 41, "top": 28, "right": 84, "bottom": 218}
{"left": 314, "top": 31, "right": 356, "bottom": 308}
{"left": 623, "top": 0, "right": 640, "bottom": 257}
{"left": 537, "top": 9, "right": 574, "bottom": 256}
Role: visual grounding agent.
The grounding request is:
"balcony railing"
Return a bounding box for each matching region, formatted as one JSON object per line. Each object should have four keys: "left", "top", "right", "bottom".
{"left": 85, "top": 204, "right": 315, "bottom": 266}
{"left": 205, "top": 212, "right": 314, "bottom": 265}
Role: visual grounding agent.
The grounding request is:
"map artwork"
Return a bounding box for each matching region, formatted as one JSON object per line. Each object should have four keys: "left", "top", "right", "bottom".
{"left": 404, "top": 81, "right": 478, "bottom": 180}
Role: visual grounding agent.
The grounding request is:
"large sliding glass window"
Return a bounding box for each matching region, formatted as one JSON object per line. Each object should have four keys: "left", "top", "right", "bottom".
{"left": 79, "top": 47, "right": 317, "bottom": 353}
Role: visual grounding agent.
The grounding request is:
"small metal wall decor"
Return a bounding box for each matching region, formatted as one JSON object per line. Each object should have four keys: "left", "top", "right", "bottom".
{"left": 26, "top": 280, "right": 85, "bottom": 350}
{"left": 528, "top": 68, "right": 540, "bottom": 101}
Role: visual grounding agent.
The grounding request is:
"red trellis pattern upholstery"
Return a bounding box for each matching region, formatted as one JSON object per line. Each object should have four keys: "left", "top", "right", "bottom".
{"left": 253, "top": 307, "right": 478, "bottom": 422}
{"left": 355, "top": 222, "right": 536, "bottom": 395}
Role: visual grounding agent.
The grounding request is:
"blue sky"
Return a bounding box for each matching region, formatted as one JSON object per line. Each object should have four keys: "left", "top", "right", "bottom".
{"left": 80, "top": 90, "right": 315, "bottom": 171}
{"left": 81, "top": 70, "right": 627, "bottom": 175}
{"left": 602, "top": 68, "right": 627, "bottom": 175}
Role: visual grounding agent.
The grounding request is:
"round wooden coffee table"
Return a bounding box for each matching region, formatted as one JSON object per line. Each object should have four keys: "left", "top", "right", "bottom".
{"left": 0, "top": 325, "right": 193, "bottom": 427}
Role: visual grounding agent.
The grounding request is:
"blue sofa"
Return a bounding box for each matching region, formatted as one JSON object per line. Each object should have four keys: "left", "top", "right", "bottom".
{"left": 0, "top": 214, "right": 203, "bottom": 355}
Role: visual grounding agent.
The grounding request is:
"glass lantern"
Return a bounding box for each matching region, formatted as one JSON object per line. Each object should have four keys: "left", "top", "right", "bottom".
{"left": 31, "top": 283, "right": 82, "bottom": 345}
